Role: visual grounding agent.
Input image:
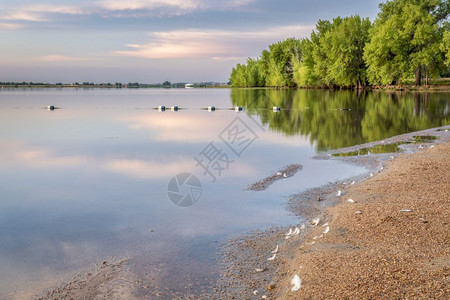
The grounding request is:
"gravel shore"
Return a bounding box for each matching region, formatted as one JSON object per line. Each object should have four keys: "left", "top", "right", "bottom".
{"left": 219, "top": 126, "right": 449, "bottom": 299}
{"left": 280, "top": 141, "right": 450, "bottom": 299}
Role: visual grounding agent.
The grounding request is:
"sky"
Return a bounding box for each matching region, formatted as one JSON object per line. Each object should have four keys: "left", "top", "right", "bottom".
{"left": 0, "top": 0, "right": 381, "bottom": 83}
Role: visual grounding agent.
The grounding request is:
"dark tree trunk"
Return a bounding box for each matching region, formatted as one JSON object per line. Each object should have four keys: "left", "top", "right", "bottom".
{"left": 414, "top": 93, "right": 421, "bottom": 117}
{"left": 415, "top": 67, "right": 422, "bottom": 86}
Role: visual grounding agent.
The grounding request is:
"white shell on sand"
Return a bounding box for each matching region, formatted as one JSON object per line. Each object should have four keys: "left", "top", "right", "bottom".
{"left": 311, "top": 218, "right": 320, "bottom": 226}
{"left": 290, "top": 274, "right": 302, "bottom": 291}
{"left": 271, "top": 245, "right": 279, "bottom": 254}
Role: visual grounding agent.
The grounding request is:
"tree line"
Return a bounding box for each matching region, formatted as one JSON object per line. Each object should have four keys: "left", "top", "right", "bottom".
{"left": 230, "top": 0, "right": 450, "bottom": 88}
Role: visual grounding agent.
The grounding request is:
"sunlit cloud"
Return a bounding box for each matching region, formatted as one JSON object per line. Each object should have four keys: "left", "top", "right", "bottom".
{"left": 212, "top": 56, "right": 247, "bottom": 61}
{"left": 1, "top": 4, "right": 85, "bottom": 22}
{"left": 96, "top": 0, "right": 258, "bottom": 16}
{"left": 0, "top": 0, "right": 258, "bottom": 23}
{"left": 0, "top": 22, "right": 25, "bottom": 30}
{"left": 114, "top": 25, "right": 314, "bottom": 59}
{"left": 27, "top": 4, "right": 85, "bottom": 15}
{"left": 114, "top": 30, "right": 234, "bottom": 59}
{"left": 224, "top": 0, "right": 258, "bottom": 9}
{"left": 2, "top": 11, "right": 47, "bottom": 22}
{"left": 96, "top": 0, "right": 199, "bottom": 12}
{"left": 37, "top": 55, "right": 96, "bottom": 62}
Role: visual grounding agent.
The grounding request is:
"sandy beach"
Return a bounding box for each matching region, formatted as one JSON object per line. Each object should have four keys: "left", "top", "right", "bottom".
{"left": 219, "top": 127, "right": 449, "bottom": 299}
{"left": 280, "top": 141, "right": 449, "bottom": 299}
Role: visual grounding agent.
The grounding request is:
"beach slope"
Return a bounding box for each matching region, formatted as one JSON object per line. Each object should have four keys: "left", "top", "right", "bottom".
{"left": 281, "top": 143, "right": 449, "bottom": 299}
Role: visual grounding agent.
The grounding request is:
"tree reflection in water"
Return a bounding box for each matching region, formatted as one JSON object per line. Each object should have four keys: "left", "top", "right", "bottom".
{"left": 231, "top": 89, "right": 450, "bottom": 151}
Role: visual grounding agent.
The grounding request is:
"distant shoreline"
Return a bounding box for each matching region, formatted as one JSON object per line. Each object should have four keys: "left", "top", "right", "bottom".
{"left": 0, "top": 83, "right": 229, "bottom": 89}
{"left": 1, "top": 84, "right": 449, "bottom": 91}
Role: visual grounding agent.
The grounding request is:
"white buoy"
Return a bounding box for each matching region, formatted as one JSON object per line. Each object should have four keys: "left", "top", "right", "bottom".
{"left": 171, "top": 106, "right": 178, "bottom": 111}
{"left": 235, "top": 106, "right": 242, "bottom": 112}
{"left": 158, "top": 105, "right": 166, "bottom": 111}
{"left": 273, "top": 106, "right": 280, "bottom": 112}
{"left": 208, "top": 106, "right": 215, "bottom": 112}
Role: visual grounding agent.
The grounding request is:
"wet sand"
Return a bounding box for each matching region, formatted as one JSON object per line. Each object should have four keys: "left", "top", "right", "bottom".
{"left": 246, "top": 164, "right": 303, "bottom": 191}
{"left": 219, "top": 126, "right": 449, "bottom": 299}
{"left": 35, "top": 258, "right": 138, "bottom": 300}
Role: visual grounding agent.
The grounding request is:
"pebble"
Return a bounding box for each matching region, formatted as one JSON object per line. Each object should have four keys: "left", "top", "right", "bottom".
{"left": 355, "top": 211, "right": 363, "bottom": 214}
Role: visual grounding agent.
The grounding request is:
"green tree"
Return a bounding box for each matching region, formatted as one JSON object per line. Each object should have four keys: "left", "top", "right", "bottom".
{"left": 230, "top": 38, "right": 301, "bottom": 88}
{"left": 325, "top": 15, "right": 372, "bottom": 88}
{"left": 364, "top": 0, "right": 448, "bottom": 85}
{"left": 230, "top": 63, "right": 249, "bottom": 87}
{"left": 441, "top": 23, "right": 450, "bottom": 67}
{"left": 292, "top": 39, "right": 317, "bottom": 87}
{"left": 293, "top": 16, "right": 370, "bottom": 89}
{"left": 310, "top": 20, "right": 333, "bottom": 87}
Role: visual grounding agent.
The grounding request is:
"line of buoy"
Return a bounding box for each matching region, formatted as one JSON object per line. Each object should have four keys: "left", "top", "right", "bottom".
{"left": 153, "top": 106, "right": 282, "bottom": 112}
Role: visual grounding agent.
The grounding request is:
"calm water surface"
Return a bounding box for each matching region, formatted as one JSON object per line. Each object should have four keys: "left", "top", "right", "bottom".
{"left": 0, "top": 88, "right": 448, "bottom": 297}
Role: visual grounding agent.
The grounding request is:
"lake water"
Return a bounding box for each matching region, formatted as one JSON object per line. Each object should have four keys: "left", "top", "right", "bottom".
{"left": 0, "top": 88, "right": 448, "bottom": 298}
